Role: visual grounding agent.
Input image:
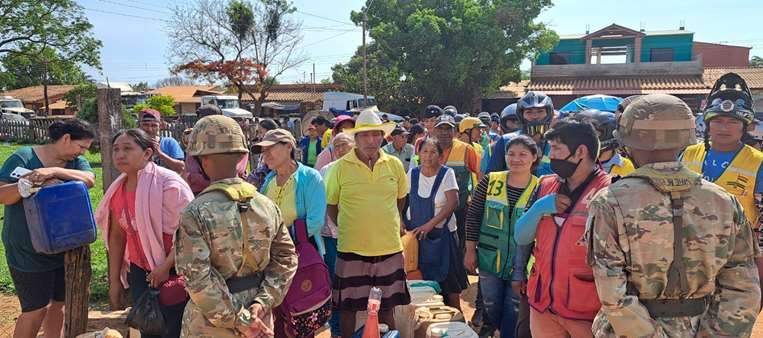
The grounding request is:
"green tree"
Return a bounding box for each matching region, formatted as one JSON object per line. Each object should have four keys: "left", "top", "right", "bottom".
{"left": 0, "top": 45, "right": 89, "bottom": 90}
{"left": 337, "top": 0, "right": 557, "bottom": 112}
{"left": 751, "top": 56, "right": 763, "bottom": 68}
{"left": 133, "top": 95, "right": 177, "bottom": 117}
{"left": 70, "top": 83, "right": 136, "bottom": 128}
{"left": 0, "top": 0, "right": 102, "bottom": 114}
{"left": 332, "top": 43, "right": 413, "bottom": 111}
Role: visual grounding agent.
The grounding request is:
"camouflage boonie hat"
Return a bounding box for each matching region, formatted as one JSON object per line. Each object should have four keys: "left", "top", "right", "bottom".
{"left": 187, "top": 115, "right": 249, "bottom": 156}
{"left": 614, "top": 93, "right": 696, "bottom": 150}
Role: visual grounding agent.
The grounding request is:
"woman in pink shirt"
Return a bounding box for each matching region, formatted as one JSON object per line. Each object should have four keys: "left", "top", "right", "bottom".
{"left": 96, "top": 129, "right": 194, "bottom": 338}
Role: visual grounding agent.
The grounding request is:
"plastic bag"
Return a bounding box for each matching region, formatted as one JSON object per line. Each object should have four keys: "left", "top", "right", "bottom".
{"left": 125, "top": 288, "right": 166, "bottom": 336}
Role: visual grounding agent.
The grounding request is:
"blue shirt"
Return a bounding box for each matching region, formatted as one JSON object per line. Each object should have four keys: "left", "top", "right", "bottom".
{"left": 699, "top": 146, "right": 763, "bottom": 193}
{"left": 160, "top": 137, "right": 184, "bottom": 160}
{"left": 487, "top": 132, "right": 553, "bottom": 176}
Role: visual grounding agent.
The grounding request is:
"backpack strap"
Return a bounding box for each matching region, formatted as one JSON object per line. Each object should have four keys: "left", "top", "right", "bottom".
{"left": 626, "top": 165, "right": 700, "bottom": 298}
{"left": 201, "top": 181, "right": 260, "bottom": 277}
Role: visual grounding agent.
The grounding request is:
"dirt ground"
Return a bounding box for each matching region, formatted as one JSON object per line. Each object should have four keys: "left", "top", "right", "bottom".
{"left": 1, "top": 281, "right": 763, "bottom": 338}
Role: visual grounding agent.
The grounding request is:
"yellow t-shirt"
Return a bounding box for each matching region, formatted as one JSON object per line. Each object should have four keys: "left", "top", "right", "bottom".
{"left": 325, "top": 150, "right": 408, "bottom": 256}
{"left": 321, "top": 129, "right": 332, "bottom": 149}
{"left": 264, "top": 174, "right": 298, "bottom": 228}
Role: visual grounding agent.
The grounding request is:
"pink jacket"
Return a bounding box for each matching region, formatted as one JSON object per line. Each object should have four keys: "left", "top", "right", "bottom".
{"left": 314, "top": 146, "right": 336, "bottom": 171}
{"left": 96, "top": 161, "right": 194, "bottom": 287}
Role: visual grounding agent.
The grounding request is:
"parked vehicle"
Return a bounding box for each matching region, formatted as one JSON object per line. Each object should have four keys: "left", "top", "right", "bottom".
{"left": 200, "top": 95, "right": 254, "bottom": 119}
{"left": 322, "top": 92, "right": 376, "bottom": 112}
{"left": 0, "top": 96, "right": 34, "bottom": 117}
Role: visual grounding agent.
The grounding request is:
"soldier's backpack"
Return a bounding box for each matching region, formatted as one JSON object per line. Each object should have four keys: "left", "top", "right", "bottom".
{"left": 278, "top": 219, "right": 332, "bottom": 338}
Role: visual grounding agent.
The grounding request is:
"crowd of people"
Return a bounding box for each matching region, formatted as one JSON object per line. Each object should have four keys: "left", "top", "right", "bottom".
{"left": 1, "top": 71, "right": 763, "bottom": 338}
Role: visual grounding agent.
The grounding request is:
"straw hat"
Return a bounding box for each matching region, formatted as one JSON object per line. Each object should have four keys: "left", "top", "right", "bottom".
{"left": 342, "top": 110, "right": 396, "bottom": 137}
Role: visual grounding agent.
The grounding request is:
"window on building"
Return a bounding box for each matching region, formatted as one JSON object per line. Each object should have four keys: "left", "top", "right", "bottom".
{"left": 650, "top": 48, "right": 674, "bottom": 62}
{"left": 549, "top": 52, "right": 570, "bottom": 65}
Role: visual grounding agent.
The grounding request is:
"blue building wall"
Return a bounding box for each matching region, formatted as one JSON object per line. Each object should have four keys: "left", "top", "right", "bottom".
{"left": 536, "top": 32, "right": 694, "bottom": 64}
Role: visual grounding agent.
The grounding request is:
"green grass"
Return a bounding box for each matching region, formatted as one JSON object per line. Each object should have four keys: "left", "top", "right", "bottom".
{"left": 0, "top": 143, "right": 110, "bottom": 303}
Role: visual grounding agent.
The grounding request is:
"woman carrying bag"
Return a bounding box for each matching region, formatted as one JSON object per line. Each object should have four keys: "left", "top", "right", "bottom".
{"left": 463, "top": 135, "right": 540, "bottom": 338}
{"left": 256, "top": 129, "right": 330, "bottom": 338}
{"left": 96, "top": 129, "right": 194, "bottom": 338}
{"left": 404, "top": 138, "right": 468, "bottom": 310}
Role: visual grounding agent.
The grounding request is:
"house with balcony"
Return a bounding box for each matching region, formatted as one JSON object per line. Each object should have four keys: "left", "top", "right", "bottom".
{"left": 522, "top": 23, "right": 763, "bottom": 112}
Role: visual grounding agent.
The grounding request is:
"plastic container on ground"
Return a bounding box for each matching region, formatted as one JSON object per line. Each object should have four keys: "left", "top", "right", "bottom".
{"left": 426, "top": 322, "right": 478, "bottom": 338}
{"left": 413, "top": 306, "right": 464, "bottom": 338}
{"left": 23, "top": 181, "right": 97, "bottom": 254}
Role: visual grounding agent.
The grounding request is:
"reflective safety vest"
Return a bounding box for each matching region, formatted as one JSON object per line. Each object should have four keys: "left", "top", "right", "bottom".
{"left": 477, "top": 171, "right": 538, "bottom": 280}
{"left": 527, "top": 171, "right": 610, "bottom": 321}
{"left": 682, "top": 143, "right": 763, "bottom": 227}
{"left": 609, "top": 157, "right": 635, "bottom": 177}
{"left": 444, "top": 139, "right": 475, "bottom": 211}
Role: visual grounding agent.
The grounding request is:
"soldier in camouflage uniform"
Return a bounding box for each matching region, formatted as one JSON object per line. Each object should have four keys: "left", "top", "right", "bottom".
{"left": 175, "top": 115, "right": 298, "bottom": 338}
{"left": 585, "top": 93, "right": 761, "bottom": 337}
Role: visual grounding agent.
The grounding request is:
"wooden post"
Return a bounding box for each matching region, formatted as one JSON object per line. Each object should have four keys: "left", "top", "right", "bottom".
{"left": 97, "top": 87, "right": 122, "bottom": 190}
{"left": 63, "top": 246, "right": 91, "bottom": 338}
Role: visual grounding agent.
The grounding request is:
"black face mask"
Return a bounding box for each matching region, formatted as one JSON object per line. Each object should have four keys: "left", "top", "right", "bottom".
{"left": 550, "top": 153, "right": 581, "bottom": 178}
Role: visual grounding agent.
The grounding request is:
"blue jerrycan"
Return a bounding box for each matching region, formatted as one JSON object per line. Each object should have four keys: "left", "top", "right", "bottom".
{"left": 23, "top": 181, "right": 97, "bottom": 254}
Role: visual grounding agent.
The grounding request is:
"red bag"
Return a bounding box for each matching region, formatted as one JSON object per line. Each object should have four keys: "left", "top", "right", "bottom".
{"left": 159, "top": 275, "right": 188, "bottom": 306}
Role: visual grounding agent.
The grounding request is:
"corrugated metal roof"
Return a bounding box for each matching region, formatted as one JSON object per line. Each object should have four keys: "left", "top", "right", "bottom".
{"left": 0, "top": 85, "right": 77, "bottom": 104}
{"left": 527, "top": 75, "right": 708, "bottom": 95}
{"left": 147, "top": 85, "right": 221, "bottom": 103}
{"left": 704, "top": 68, "right": 763, "bottom": 89}
{"left": 240, "top": 83, "right": 343, "bottom": 103}
{"left": 526, "top": 68, "right": 763, "bottom": 96}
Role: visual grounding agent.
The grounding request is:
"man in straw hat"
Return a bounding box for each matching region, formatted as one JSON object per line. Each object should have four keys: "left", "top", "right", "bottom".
{"left": 325, "top": 110, "right": 410, "bottom": 338}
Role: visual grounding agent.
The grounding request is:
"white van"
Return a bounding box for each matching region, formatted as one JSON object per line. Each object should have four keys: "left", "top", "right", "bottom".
{"left": 322, "top": 92, "right": 376, "bottom": 112}
{"left": 200, "top": 95, "right": 254, "bottom": 119}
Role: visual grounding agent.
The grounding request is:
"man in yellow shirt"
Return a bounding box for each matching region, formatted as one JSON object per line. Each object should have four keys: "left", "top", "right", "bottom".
{"left": 326, "top": 110, "right": 410, "bottom": 338}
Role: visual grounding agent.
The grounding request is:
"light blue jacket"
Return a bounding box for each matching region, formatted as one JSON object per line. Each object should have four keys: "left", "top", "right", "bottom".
{"left": 260, "top": 162, "right": 327, "bottom": 255}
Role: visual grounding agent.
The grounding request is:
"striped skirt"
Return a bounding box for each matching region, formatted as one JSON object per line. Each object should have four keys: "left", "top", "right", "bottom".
{"left": 332, "top": 251, "right": 411, "bottom": 312}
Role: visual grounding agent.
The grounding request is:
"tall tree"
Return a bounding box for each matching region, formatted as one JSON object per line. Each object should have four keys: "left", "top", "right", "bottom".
{"left": 751, "top": 56, "right": 763, "bottom": 68}
{"left": 168, "top": 0, "right": 306, "bottom": 114}
{"left": 154, "top": 76, "right": 197, "bottom": 88}
{"left": 0, "top": 45, "right": 89, "bottom": 90}
{"left": 0, "top": 0, "right": 101, "bottom": 114}
{"left": 337, "top": 0, "right": 557, "bottom": 112}
{"left": 332, "top": 43, "right": 416, "bottom": 111}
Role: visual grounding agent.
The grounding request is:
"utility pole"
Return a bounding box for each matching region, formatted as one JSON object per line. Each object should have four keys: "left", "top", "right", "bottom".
{"left": 312, "top": 63, "right": 316, "bottom": 93}
{"left": 362, "top": 11, "right": 368, "bottom": 106}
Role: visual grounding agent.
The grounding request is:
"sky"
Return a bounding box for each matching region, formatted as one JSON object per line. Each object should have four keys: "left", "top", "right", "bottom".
{"left": 77, "top": 0, "right": 763, "bottom": 86}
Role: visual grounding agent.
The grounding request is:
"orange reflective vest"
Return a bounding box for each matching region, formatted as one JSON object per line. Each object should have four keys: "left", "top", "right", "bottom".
{"left": 527, "top": 171, "right": 611, "bottom": 321}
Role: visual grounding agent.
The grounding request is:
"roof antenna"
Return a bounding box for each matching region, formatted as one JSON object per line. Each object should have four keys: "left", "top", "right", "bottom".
{"left": 679, "top": 19, "right": 685, "bottom": 30}
{"left": 639, "top": 21, "right": 645, "bottom": 32}
{"left": 585, "top": 24, "right": 590, "bottom": 34}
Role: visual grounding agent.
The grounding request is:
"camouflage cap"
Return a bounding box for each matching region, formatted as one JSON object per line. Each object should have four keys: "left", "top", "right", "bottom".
{"left": 187, "top": 115, "right": 249, "bottom": 156}
{"left": 614, "top": 93, "right": 696, "bottom": 150}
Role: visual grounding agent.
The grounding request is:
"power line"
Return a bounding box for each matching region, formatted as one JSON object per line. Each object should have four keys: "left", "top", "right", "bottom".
{"left": 97, "top": 0, "right": 173, "bottom": 15}
{"left": 303, "top": 30, "right": 357, "bottom": 48}
{"left": 296, "top": 10, "right": 356, "bottom": 26}
{"left": 83, "top": 7, "right": 170, "bottom": 22}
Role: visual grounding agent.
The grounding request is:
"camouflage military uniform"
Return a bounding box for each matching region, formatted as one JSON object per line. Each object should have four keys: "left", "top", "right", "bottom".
{"left": 585, "top": 94, "right": 761, "bottom": 338}
{"left": 175, "top": 115, "right": 298, "bottom": 337}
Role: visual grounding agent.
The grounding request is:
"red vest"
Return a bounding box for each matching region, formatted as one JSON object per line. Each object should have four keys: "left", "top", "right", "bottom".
{"left": 527, "top": 170, "right": 610, "bottom": 321}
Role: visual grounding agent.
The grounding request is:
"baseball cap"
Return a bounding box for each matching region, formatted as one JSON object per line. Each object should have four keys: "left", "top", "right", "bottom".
{"left": 391, "top": 124, "right": 410, "bottom": 136}
{"left": 409, "top": 124, "right": 425, "bottom": 135}
{"left": 252, "top": 129, "right": 296, "bottom": 153}
{"left": 139, "top": 108, "right": 161, "bottom": 122}
{"left": 434, "top": 114, "right": 457, "bottom": 128}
